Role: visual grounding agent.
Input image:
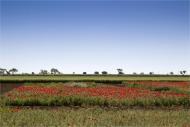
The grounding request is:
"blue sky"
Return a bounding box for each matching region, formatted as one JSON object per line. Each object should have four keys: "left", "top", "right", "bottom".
{"left": 0, "top": 0, "right": 189, "bottom": 74}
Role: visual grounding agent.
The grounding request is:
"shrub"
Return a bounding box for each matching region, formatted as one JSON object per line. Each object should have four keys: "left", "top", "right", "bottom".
{"left": 94, "top": 71, "right": 99, "bottom": 75}
{"left": 152, "top": 87, "right": 170, "bottom": 92}
{"left": 83, "top": 72, "right": 87, "bottom": 75}
{"left": 102, "top": 71, "right": 108, "bottom": 75}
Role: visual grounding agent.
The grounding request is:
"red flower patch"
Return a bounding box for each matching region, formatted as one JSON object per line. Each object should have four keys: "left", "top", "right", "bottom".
{"left": 4, "top": 85, "right": 188, "bottom": 100}
{"left": 16, "top": 86, "right": 59, "bottom": 95}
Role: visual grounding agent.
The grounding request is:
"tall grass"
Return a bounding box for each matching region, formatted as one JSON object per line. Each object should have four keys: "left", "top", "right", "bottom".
{"left": 4, "top": 95, "right": 190, "bottom": 107}
{"left": 125, "top": 83, "right": 190, "bottom": 95}
{"left": 0, "top": 107, "right": 189, "bottom": 127}
{"left": 1, "top": 75, "right": 190, "bottom": 83}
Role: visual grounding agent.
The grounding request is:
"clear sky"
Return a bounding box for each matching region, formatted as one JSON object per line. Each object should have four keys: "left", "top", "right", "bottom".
{"left": 0, "top": 0, "right": 189, "bottom": 74}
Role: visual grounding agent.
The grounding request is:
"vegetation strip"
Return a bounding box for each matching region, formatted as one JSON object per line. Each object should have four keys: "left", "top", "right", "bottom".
{"left": 1, "top": 75, "right": 190, "bottom": 83}
{"left": 2, "top": 82, "right": 190, "bottom": 107}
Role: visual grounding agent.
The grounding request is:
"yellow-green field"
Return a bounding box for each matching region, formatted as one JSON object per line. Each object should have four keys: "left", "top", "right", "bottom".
{"left": 0, "top": 107, "right": 190, "bottom": 127}
{"left": 0, "top": 75, "right": 190, "bottom": 82}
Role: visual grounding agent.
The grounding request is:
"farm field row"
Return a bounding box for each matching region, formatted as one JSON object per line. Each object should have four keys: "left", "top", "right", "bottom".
{"left": 0, "top": 107, "right": 189, "bottom": 127}
{"left": 2, "top": 82, "right": 190, "bottom": 107}
{"left": 1, "top": 81, "right": 190, "bottom": 127}
{"left": 0, "top": 75, "right": 190, "bottom": 82}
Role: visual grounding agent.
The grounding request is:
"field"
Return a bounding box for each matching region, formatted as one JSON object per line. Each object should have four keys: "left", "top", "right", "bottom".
{"left": 1, "top": 75, "right": 190, "bottom": 82}
{"left": 0, "top": 75, "right": 190, "bottom": 126}
{"left": 1, "top": 107, "right": 190, "bottom": 127}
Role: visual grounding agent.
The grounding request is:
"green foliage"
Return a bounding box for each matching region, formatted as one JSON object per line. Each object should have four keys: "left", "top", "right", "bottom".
{"left": 3, "top": 95, "right": 190, "bottom": 107}
{"left": 95, "top": 80, "right": 122, "bottom": 84}
{"left": 152, "top": 87, "right": 170, "bottom": 92}
{"left": 124, "top": 83, "right": 189, "bottom": 95}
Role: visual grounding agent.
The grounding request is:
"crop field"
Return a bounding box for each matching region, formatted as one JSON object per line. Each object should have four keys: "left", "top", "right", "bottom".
{"left": 1, "top": 81, "right": 190, "bottom": 107}
{"left": 1, "top": 107, "right": 190, "bottom": 127}
{"left": 0, "top": 75, "right": 190, "bottom": 82}
{"left": 0, "top": 75, "right": 190, "bottom": 127}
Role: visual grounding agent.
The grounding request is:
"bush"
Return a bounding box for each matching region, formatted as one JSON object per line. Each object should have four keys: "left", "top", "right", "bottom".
{"left": 95, "top": 80, "right": 122, "bottom": 84}
{"left": 152, "top": 87, "right": 170, "bottom": 92}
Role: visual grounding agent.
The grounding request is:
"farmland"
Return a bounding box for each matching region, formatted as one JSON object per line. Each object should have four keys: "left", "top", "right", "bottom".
{"left": 0, "top": 74, "right": 190, "bottom": 82}
{"left": 0, "top": 75, "right": 190, "bottom": 126}
{"left": 1, "top": 107, "right": 190, "bottom": 127}
{"left": 2, "top": 0, "right": 189, "bottom": 126}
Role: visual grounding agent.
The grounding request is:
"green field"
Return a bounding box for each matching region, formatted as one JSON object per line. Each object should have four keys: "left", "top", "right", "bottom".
{"left": 0, "top": 75, "right": 190, "bottom": 82}
{"left": 1, "top": 75, "right": 190, "bottom": 127}
{"left": 1, "top": 107, "right": 190, "bottom": 127}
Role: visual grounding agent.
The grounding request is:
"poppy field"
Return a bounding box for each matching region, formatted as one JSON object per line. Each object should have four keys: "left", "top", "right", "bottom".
{"left": 1, "top": 79, "right": 190, "bottom": 127}
{"left": 2, "top": 81, "right": 190, "bottom": 107}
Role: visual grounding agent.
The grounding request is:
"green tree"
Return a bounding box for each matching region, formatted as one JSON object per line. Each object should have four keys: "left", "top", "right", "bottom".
{"left": 149, "top": 72, "right": 154, "bottom": 75}
{"left": 117, "top": 69, "right": 124, "bottom": 74}
{"left": 83, "top": 72, "right": 87, "bottom": 75}
{"left": 94, "top": 71, "right": 99, "bottom": 75}
{"left": 170, "top": 72, "right": 174, "bottom": 75}
{"left": 51, "top": 68, "right": 60, "bottom": 75}
{"left": 0, "top": 68, "right": 7, "bottom": 75}
{"left": 102, "top": 71, "right": 108, "bottom": 75}
{"left": 39, "top": 70, "right": 48, "bottom": 75}
{"left": 9, "top": 68, "right": 18, "bottom": 74}
{"left": 180, "top": 70, "right": 187, "bottom": 75}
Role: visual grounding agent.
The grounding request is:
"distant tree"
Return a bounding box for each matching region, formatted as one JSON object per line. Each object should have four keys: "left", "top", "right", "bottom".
{"left": 39, "top": 70, "right": 48, "bottom": 75}
{"left": 0, "top": 68, "right": 7, "bottom": 75}
{"left": 94, "top": 71, "right": 99, "bottom": 75}
{"left": 117, "top": 69, "right": 124, "bottom": 75}
{"left": 140, "top": 72, "right": 144, "bottom": 75}
{"left": 6, "top": 70, "right": 10, "bottom": 75}
{"left": 170, "top": 72, "right": 174, "bottom": 75}
{"left": 50, "top": 68, "right": 60, "bottom": 75}
{"left": 133, "top": 72, "right": 137, "bottom": 75}
{"left": 9, "top": 68, "right": 18, "bottom": 74}
{"left": 83, "top": 72, "right": 87, "bottom": 75}
{"left": 31, "top": 72, "right": 35, "bottom": 75}
{"left": 180, "top": 70, "right": 187, "bottom": 75}
{"left": 102, "top": 71, "right": 108, "bottom": 75}
{"left": 73, "top": 72, "right": 75, "bottom": 74}
{"left": 183, "top": 70, "right": 187, "bottom": 75}
{"left": 149, "top": 72, "right": 154, "bottom": 75}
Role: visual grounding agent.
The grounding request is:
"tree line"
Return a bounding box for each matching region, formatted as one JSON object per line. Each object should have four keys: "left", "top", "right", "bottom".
{"left": 0, "top": 68, "right": 188, "bottom": 75}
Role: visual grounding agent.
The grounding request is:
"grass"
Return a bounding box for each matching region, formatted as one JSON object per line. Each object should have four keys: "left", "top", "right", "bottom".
{"left": 1, "top": 81, "right": 190, "bottom": 127}
{"left": 124, "top": 83, "right": 190, "bottom": 95}
{"left": 0, "top": 75, "right": 190, "bottom": 83}
{"left": 2, "top": 82, "right": 190, "bottom": 107}
{"left": 3, "top": 95, "right": 190, "bottom": 107}
{"left": 0, "top": 106, "right": 190, "bottom": 127}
